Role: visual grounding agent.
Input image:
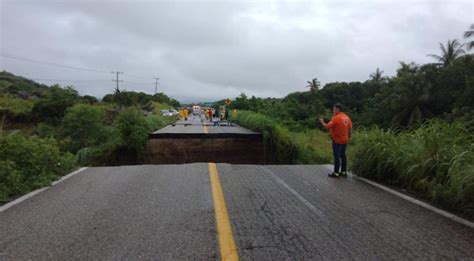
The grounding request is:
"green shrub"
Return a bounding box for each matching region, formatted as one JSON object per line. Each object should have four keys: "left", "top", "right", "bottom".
{"left": 0, "top": 160, "right": 23, "bottom": 202}
{"left": 235, "top": 110, "right": 340, "bottom": 164}
{"left": 75, "top": 126, "right": 120, "bottom": 166}
{"left": 0, "top": 134, "right": 76, "bottom": 203}
{"left": 146, "top": 114, "right": 175, "bottom": 131}
{"left": 116, "top": 108, "right": 150, "bottom": 154}
{"left": 62, "top": 104, "right": 107, "bottom": 152}
{"left": 31, "top": 85, "right": 79, "bottom": 124}
{"left": 352, "top": 120, "right": 474, "bottom": 216}
{"left": 74, "top": 110, "right": 175, "bottom": 166}
{"left": 235, "top": 111, "right": 299, "bottom": 163}
{"left": 0, "top": 94, "right": 35, "bottom": 123}
{"left": 35, "top": 123, "right": 57, "bottom": 138}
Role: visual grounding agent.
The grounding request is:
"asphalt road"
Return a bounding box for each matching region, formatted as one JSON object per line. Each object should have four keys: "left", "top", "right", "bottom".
{"left": 1, "top": 164, "right": 473, "bottom": 260}
{"left": 153, "top": 115, "right": 258, "bottom": 135}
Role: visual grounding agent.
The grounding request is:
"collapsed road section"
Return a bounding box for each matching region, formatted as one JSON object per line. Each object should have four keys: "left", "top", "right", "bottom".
{"left": 142, "top": 117, "right": 265, "bottom": 164}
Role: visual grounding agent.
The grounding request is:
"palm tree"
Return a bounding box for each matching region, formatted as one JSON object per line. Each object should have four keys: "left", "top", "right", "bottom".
{"left": 427, "top": 39, "right": 465, "bottom": 67}
{"left": 396, "top": 62, "right": 418, "bottom": 77}
{"left": 464, "top": 24, "right": 474, "bottom": 50}
{"left": 391, "top": 80, "right": 433, "bottom": 128}
{"left": 306, "top": 78, "right": 320, "bottom": 93}
{"left": 370, "top": 68, "right": 384, "bottom": 82}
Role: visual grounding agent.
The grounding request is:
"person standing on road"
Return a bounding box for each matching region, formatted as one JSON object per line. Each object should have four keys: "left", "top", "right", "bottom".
{"left": 319, "top": 103, "right": 352, "bottom": 178}
{"left": 207, "top": 108, "right": 213, "bottom": 122}
{"left": 230, "top": 109, "right": 237, "bottom": 126}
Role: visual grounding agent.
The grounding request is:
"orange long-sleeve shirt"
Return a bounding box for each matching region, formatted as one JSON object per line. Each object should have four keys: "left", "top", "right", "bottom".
{"left": 325, "top": 112, "right": 352, "bottom": 144}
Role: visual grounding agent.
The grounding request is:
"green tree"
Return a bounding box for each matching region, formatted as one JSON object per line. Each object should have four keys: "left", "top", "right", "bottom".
{"left": 464, "top": 24, "right": 474, "bottom": 50}
{"left": 306, "top": 78, "right": 320, "bottom": 93}
{"left": 0, "top": 94, "right": 35, "bottom": 132}
{"left": 396, "top": 62, "right": 418, "bottom": 77}
{"left": 116, "top": 108, "right": 150, "bottom": 153}
{"left": 31, "top": 85, "right": 79, "bottom": 124}
{"left": 82, "top": 95, "right": 98, "bottom": 104}
{"left": 390, "top": 65, "right": 437, "bottom": 128}
{"left": 233, "top": 93, "right": 250, "bottom": 110}
{"left": 62, "top": 104, "right": 107, "bottom": 152}
{"left": 102, "top": 94, "right": 114, "bottom": 103}
{"left": 428, "top": 39, "right": 465, "bottom": 67}
{"left": 370, "top": 68, "right": 386, "bottom": 82}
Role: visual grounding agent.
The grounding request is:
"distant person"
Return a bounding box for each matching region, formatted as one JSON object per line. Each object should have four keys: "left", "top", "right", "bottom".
{"left": 200, "top": 110, "right": 206, "bottom": 123}
{"left": 230, "top": 109, "right": 237, "bottom": 126}
{"left": 207, "top": 108, "right": 213, "bottom": 121}
{"left": 319, "top": 103, "right": 352, "bottom": 178}
{"left": 220, "top": 108, "right": 226, "bottom": 121}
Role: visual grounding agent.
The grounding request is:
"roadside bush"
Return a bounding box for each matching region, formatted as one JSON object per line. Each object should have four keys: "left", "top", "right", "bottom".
{"left": 146, "top": 114, "right": 176, "bottom": 131}
{"left": 116, "top": 108, "right": 150, "bottom": 154}
{"left": 235, "top": 111, "right": 299, "bottom": 163}
{"left": 0, "top": 94, "right": 35, "bottom": 125}
{"left": 0, "top": 160, "right": 22, "bottom": 202}
{"left": 235, "top": 110, "right": 340, "bottom": 164}
{"left": 62, "top": 104, "right": 107, "bottom": 153}
{"left": 0, "top": 134, "right": 76, "bottom": 203}
{"left": 352, "top": 120, "right": 474, "bottom": 216}
{"left": 75, "top": 126, "right": 120, "bottom": 166}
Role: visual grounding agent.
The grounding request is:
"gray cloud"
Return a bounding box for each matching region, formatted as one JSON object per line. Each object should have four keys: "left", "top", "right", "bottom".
{"left": 1, "top": 0, "right": 472, "bottom": 102}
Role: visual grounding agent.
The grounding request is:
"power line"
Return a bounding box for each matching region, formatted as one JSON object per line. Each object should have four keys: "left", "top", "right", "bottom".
{"left": 125, "top": 73, "right": 155, "bottom": 80}
{"left": 1, "top": 53, "right": 164, "bottom": 92}
{"left": 125, "top": 81, "right": 155, "bottom": 85}
{"left": 2, "top": 53, "right": 157, "bottom": 81}
{"left": 0, "top": 53, "right": 110, "bottom": 74}
{"left": 30, "top": 78, "right": 110, "bottom": 82}
{"left": 0, "top": 74, "right": 110, "bottom": 83}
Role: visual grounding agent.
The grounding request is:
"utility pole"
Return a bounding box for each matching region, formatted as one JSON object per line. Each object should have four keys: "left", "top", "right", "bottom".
{"left": 154, "top": 77, "right": 160, "bottom": 94}
{"left": 111, "top": 71, "right": 123, "bottom": 92}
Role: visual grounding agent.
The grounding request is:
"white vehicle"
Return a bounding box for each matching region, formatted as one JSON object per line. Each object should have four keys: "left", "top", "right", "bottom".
{"left": 170, "top": 109, "right": 179, "bottom": 116}
{"left": 193, "top": 105, "right": 201, "bottom": 115}
{"left": 160, "top": 109, "right": 173, "bottom": 116}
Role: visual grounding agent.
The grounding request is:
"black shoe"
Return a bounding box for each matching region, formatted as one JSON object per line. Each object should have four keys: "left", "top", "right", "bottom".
{"left": 328, "top": 172, "right": 340, "bottom": 178}
{"left": 340, "top": 171, "right": 347, "bottom": 178}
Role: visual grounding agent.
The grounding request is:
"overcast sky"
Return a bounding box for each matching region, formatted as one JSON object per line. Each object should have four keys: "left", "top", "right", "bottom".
{"left": 1, "top": 0, "right": 472, "bottom": 103}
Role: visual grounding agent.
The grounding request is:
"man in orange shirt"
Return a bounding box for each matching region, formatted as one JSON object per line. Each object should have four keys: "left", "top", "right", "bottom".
{"left": 319, "top": 103, "right": 352, "bottom": 178}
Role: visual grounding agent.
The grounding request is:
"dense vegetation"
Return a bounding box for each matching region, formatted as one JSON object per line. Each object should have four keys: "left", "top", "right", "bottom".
{"left": 226, "top": 31, "right": 474, "bottom": 216}
{"left": 0, "top": 71, "right": 178, "bottom": 202}
{"left": 353, "top": 121, "right": 473, "bottom": 214}
{"left": 218, "top": 53, "right": 474, "bottom": 132}
{"left": 234, "top": 111, "right": 332, "bottom": 164}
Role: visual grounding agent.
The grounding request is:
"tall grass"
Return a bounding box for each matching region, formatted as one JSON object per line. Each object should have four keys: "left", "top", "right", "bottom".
{"left": 235, "top": 111, "right": 298, "bottom": 163}
{"left": 235, "top": 111, "right": 335, "bottom": 164}
{"left": 352, "top": 120, "right": 474, "bottom": 216}
{"left": 291, "top": 129, "right": 333, "bottom": 164}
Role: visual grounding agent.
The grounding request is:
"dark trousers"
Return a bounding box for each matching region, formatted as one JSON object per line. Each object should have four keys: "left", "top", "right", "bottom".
{"left": 332, "top": 142, "right": 347, "bottom": 173}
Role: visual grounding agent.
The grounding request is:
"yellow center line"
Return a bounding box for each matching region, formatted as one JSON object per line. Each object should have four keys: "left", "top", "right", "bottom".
{"left": 203, "top": 125, "right": 209, "bottom": 134}
{"left": 208, "top": 163, "right": 239, "bottom": 261}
